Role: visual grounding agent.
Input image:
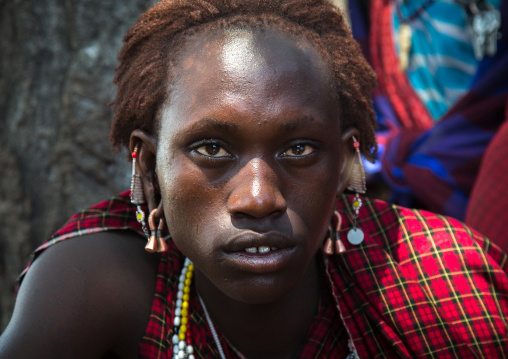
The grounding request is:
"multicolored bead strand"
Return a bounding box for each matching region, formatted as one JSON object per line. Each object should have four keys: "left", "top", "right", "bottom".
{"left": 172, "top": 258, "right": 195, "bottom": 359}
{"left": 347, "top": 193, "right": 364, "bottom": 245}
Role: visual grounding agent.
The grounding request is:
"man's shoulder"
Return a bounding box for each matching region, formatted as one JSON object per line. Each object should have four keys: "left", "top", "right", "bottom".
{"left": 18, "top": 191, "right": 147, "bottom": 286}
{"left": 2, "top": 230, "right": 159, "bottom": 358}
{"left": 331, "top": 196, "right": 508, "bottom": 357}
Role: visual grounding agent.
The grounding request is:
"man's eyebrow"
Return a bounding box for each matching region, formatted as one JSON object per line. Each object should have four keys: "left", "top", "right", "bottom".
{"left": 183, "top": 118, "right": 240, "bottom": 133}
{"left": 279, "top": 116, "right": 316, "bottom": 132}
{"left": 181, "top": 116, "right": 315, "bottom": 133}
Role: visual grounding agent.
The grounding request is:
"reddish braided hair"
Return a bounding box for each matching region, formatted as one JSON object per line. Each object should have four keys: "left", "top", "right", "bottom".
{"left": 110, "top": 0, "right": 377, "bottom": 159}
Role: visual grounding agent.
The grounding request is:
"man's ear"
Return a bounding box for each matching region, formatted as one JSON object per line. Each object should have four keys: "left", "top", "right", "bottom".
{"left": 130, "top": 129, "right": 159, "bottom": 212}
{"left": 337, "top": 127, "right": 360, "bottom": 195}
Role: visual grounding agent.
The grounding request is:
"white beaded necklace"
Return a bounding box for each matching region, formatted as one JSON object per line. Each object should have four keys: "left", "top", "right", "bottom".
{"left": 172, "top": 258, "right": 195, "bottom": 359}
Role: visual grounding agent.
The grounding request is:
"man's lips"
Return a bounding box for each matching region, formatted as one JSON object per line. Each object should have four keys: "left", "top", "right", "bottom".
{"left": 223, "top": 231, "right": 296, "bottom": 253}
{"left": 220, "top": 231, "right": 297, "bottom": 273}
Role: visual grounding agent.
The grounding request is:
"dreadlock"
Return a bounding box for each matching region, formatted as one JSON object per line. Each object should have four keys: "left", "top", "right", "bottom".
{"left": 111, "top": 0, "right": 377, "bottom": 159}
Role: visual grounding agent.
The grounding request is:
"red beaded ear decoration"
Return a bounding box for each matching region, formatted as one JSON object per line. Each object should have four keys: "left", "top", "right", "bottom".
{"left": 131, "top": 145, "right": 146, "bottom": 204}
{"left": 323, "top": 211, "right": 346, "bottom": 255}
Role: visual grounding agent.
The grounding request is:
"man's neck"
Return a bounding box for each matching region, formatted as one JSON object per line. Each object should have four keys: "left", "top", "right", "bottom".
{"left": 195, "top": 258, "right": 322, "bottom": 359}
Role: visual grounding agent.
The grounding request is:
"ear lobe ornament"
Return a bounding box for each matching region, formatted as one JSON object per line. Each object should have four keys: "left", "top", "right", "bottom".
{"left": 146, "top": 209, "right": 168, "bottom": 253}
{"left": 323, "top": 211, "right": 346, "bottom": 255}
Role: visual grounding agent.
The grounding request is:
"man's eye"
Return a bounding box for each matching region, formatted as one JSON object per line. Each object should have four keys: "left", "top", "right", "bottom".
{"left": 282, "top": 144, "right": 315, "bottom": 157}
{"left": 195, "top": 144, "right": 230, "bottom": 157}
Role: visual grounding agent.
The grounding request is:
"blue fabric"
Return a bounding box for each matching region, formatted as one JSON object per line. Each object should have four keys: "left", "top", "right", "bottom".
{"left": 349, "top": 0, "right": 508, "bottom": 220}
{"left": 392, "top": 0, "right": 501, "bottom": 120}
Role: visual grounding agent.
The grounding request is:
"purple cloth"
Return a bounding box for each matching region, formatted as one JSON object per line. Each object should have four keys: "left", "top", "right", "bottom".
{"left": 350, "top": 0, "right": 508, "bottom": 220}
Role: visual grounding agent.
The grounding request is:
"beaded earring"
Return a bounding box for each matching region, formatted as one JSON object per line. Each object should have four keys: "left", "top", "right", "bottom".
{"left": 131, "top": 144, "right": 149, "bottom": 239}
{"left": 145, "top": 209, "right": 169, "bottom": 253}
{"left": 323, "top": 210, "right": 346, "bottom": 255}
{"left": 346, "top": 136, "right": 365, "bottom": 246}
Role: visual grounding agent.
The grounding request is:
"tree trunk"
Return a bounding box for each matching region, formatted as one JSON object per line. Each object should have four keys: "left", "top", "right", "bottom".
{"left": 0, "top": 0, "right": 156, "bottom": 331}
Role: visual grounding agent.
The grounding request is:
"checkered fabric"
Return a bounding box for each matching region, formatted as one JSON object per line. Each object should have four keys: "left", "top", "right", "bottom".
{"left": 335, "top": 193, "right": 508, "bottom": 358}
{"left": 18, "top": 191, "right": 508, "bottom": 358}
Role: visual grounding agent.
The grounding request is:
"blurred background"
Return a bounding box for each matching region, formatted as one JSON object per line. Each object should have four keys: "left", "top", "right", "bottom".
{"left": 0, "top": 0, "right": 158, "bottom": 331}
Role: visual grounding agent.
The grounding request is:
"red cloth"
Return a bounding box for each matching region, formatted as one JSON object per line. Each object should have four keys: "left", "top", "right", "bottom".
{"left": 466, "top": 105, "right": 508, "bottom": 254}
{"left": 369, "top": 0, "right": 434, "bottom": 131}
{"left": 18, "top": 192, "right": 508, "bottom": 358}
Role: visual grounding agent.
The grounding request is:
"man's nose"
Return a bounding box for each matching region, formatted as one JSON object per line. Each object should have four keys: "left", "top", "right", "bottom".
{"left": 227, "top": 158, "right": 287, "bottom": 219}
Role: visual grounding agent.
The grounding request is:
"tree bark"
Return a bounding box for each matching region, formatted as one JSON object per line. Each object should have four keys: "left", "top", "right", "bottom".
{"left": 0, "top": 0, "right": 156, "bottom": 331}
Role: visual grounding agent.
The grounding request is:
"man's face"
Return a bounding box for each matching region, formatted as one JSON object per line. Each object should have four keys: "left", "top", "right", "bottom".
{"left": 156, "top": 28, "right": 344, "bottom": 304}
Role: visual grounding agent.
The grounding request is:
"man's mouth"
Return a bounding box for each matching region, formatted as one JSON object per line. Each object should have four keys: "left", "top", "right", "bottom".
{"left": 220, "top": 231, "right": 297, "bottom": 273}
{"left": 244, "top": 246, "right": 279, "bottom": 254}
{"left": 223, "top": 231, "right": 295, "bottom": 253}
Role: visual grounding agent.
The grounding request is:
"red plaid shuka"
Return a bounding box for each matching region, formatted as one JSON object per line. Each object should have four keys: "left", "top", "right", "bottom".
{"left": 18, "top": 191, "right": 508, "bottom": 358}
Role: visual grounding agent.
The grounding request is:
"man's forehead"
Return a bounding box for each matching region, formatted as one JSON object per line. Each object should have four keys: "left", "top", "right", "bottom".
{"left": 174, "top": 27, "right": 332, "bottom": 89}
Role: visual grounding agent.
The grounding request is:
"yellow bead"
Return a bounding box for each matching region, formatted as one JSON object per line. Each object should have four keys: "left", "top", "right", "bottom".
{"left": 180, "top": 324, "right": 187, "bottom": 333}
{"left": 181, "top": 317, "right": 188, "bottom": 325}
{"left": 353, "top": 200, "right": 359, "bottom": 208}
{"left": 186, "top": 271, "right": 193, "bottom": 279}
{"left": 185, "top": 278, "right": 191, "bottom": 286}
{"left": 184, "top": 286, "right": 190, "bottom": 294}
{"left": 188, "top": 264, "right": 194, "bottom": 271}
{"left": 179, "top": 332, "right": 185, "bottom": 341}
{"left": 182, "top": 301, "right": 189, "bottom": 309}
{"left": 183, "top": 293, "right": 190, "bottom": 301}
{"left": 181, "top": 308, "right": 188, "bottom": 317}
